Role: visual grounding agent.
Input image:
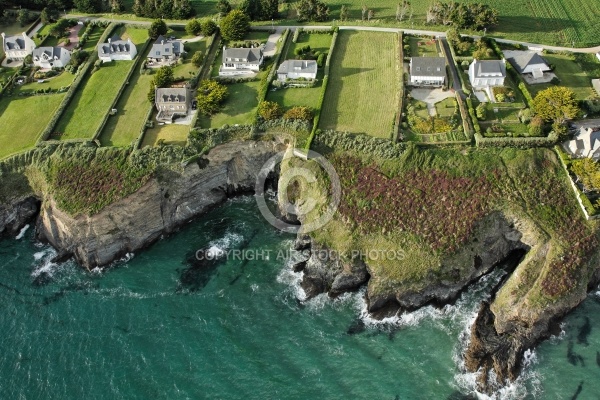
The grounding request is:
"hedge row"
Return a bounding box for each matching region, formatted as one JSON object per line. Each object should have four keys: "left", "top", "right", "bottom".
{"left": 394, "top": 31, "right": 405, "bottom": 143}
{"left": 314, "top": 130, "right": 406, "bottom": 159}
{"left": 474, "top": 130, "right": 558, "bottom": 148}
{"left": 0, "top": 66, "right": 22, "bottom": 99}
{"left": 134, "top": 105, "right": 155, "bottom": 150}
{"left": 305, "top": 29, "right": 338, "bottom": 150}
{"left": 455, "top": 92, "right": 474, "bottom": 140}
{"left": 466, "top": 97, "right": 481, "bottom": 135}
{"left": 254, "top": 29, "right": 290, "bottom": 120}
{"left": 292, "top": 28, "right": 302, "bottom": 43}
{"left": 187, "top": 32, "right": 220, "bottom": 130}
{"left": 37, "top": 23, "right": 119, "bottom": 143}
{"left": 91, "top": 38, "right": 153, "bottom": 141}
{"left": 555, "top": 146, "right": 600, "bottom": 218}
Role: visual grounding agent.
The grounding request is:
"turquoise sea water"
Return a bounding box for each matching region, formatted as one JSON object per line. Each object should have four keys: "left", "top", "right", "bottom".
{"left": 0, "top": 196, "right": 599, "bottom": 399}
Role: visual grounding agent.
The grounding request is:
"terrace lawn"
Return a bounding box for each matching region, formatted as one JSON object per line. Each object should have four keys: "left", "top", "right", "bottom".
{"left": 15, "top": 70, "right": 75, "bottom": 94}
{"left": 435, "top": 98, "right": 456, "bottom": 118}
{"left": 0, "top": 94, "right": 65, "bottom": 159}
{"left": 267, "top": 76, "right": 323, "bottom": 110}
{"left": 141, "top": 123, "right": 189, "bottom": 147}
{"left": 320, "top": 31, "right": 399, "bottom": 138}
{"left": 527, "top": 54, "right": 595, "bottom": 100}
{"left": 81, "top": 25, "right": 105, "bottom": 52}
{"left": 408, "top": 36, "right": 439, "bottom": 57}
{"left": 55, "top": 60, "right": 134, "bottom": 140}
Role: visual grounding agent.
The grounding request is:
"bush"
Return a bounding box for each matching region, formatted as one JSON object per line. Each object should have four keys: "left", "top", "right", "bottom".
{"left": 316, "top": 53, "right": 325, "bottom": 68}
{"left": 220, "top": 10, "right": 250, "bottom": 41}
{"left": 476, "top": 102, "right": 487, "bottom": 120}
{"left": 284, "top": 106, "right": 313, "bottom": 121}
{"left": 314, "top": 130, "right": 406, "bottom": 159}
{"left": 258, "top": 100, "right": 283, "bottom": 120}
{"left": 191, "top": 51, "right": 204, "bottom": 67}
{"left": 197, "top": 79, "right": 228, "bottom": 115}
{"left": 201, "top": 19, "right": 218, "bottom": 36}
{"left": 186, "top": 19, "right": 202, "bottom": 36}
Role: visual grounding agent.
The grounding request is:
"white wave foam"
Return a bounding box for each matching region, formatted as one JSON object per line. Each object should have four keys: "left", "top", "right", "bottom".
{"left": 31, "top": 248, "right": 59, "bottom": 278}
{"left": 207, "top": 232, "right": 245, "bottom": 257}
{"left": 15, "top": 224, "right": 29, "bottom": 240}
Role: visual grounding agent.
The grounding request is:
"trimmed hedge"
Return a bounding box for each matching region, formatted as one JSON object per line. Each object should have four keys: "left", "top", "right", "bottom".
{"left": 474, "top": 130, "right": 558, "bottom": 148}
{"left": 394, "top": 31, "right": 404, "bottom": 142}
{"left": 38, "top": 23, "right": 119, "bottom": 143}
{"left": 254, "top": 29, "right": 290, "bottom": 121}
{"left": 466, "top": 97, "right": 481, "bottom": 135}
{"left": 455, "top": 93, "right": 474, "bottom": 140}
{"left": 292, "top": 27, "right": 302, "bottom": 43}
{"left": 92, "top": 38, "right": 152, "bottom": 141}
{"left": 306, "top": 29, "right": 338, "bottom": 150}
{"left": 134, "top": 105, "right": 155, "bottom": 150}
{"left": 314, "top": 130, "right": 406, "bottom": 159}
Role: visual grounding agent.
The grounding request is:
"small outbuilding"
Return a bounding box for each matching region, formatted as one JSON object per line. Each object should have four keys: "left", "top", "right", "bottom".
{"left": 277, "top": 59, "right": 318, "bottom": 82}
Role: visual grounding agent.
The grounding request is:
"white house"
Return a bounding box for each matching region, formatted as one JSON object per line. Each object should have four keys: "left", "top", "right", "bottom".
{"left": 1, "top": 32, "right": 36, "bottom": 61}
{"left": 32, "top": 47, "right": 72, "bottom": 69}
{"left": 468, "top": 59, "right": 506, "bottom": 88}
{"left": 148, "top": 35, "right": 183, "bottom": 65}
{"left": 155, "top": 87, "right": 191, "bottom": 123}
{"left": 277, "top": 59, "right": 317, "bottom": 81}
{"left": 564, "top": 127, "right": 600, "bottom": 161}
{"left": 409, "top": 57, "right": 446, "bottom": 87}
{"left": 506, "top": 51, "right": 551, "bottom": 79}
{"left": 98, "top": 35, "right": 137, "bottom": 62}
{"left": 219, "top": 46, "right": 263, "bottom": 76}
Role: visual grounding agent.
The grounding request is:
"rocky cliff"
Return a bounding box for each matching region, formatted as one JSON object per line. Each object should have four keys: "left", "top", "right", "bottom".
{"left": 37, "top": 140, "right": 285, "bottom": 269}
{"left": 0, "top": 196, "right": 39, "bottom": 237}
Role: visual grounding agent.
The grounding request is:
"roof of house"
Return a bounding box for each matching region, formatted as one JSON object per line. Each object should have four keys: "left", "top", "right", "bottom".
{"left": 3, "top": 32, "right": 33, "bottom": 52}
{"left": 506, "top": 51, "right": 549, "bottom": 74}
{"left": 409, "top": 57, "right": 446, "bottom": 77}
{"left": 223, "top": 47, "right": 263, "bottom": 63}
{"left": 471, "top": 59, "right": 506, "bottom": 77}
{"left": 155, "top": 87, "right": 189, "bottom": 103}
{"left": 150, "top": 35, "right": 182, "bottom": 56}
{"left": 99, "top": 35, "right": 136, "bottom": 56}
{"left": 277, "top": 59, "right": 318, "bottom": 75}
{"left": 32, "top": 46, "right": 71, "bottom": 60}
{"left": 565, "top": 127, "right": 600, "bottom": 159}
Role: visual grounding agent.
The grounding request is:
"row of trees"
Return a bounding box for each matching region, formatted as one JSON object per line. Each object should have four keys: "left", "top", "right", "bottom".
{"left": 426, "top": 2, "right": 498, "bottom": 30}
{"left": 132, "top": 0, "right": 195, "bottom": 20}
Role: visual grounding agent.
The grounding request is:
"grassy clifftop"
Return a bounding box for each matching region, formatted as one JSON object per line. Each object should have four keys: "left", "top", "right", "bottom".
{"left": 290, "top": 133, "right": 599, "bottom": 309}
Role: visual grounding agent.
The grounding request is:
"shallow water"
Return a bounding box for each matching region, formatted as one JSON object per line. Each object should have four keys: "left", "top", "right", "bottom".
{"left": 0, "top": 197, "right": 598, "bottom": 399}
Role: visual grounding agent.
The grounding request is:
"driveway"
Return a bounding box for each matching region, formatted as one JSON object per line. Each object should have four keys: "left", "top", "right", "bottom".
{"left": 59, "top": 23, "right": 84, "bottom": 50}
{"left": 263, "top": 29, "right": 283, "bottom": 57}
{"left": 410, "top": 88, "right": 455, "bottom": 116}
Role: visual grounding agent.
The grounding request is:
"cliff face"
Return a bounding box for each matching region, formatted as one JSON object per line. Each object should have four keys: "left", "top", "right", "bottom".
{"left": 0, "top": 197, "right": 39, "bottom": 237}
{"left": 37, "top": 140, "right": 284, "bottom": 269}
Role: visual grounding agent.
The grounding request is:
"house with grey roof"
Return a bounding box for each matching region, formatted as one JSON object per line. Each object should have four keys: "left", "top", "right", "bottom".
{"left": 32, "top": 47, "right": 71, "bottom": 69}
{"left": 564, "top": 127, "right": 600, "bottom": 161}
{"left": 506, "top": 51, "right": 550, "bottom": 79}
{"left": 277, "top": 60, "right": 317, "bottom": 82}
{"left": 148, "top": 35, "right": 182, "bottom": 65}
{"left": 219, "top": 46, "right": 263, "bottom": 76}
{"left": 409, "top": 57, "right": 446, "bottom": 87}
{"left": 468, "top": 59, "right": 506, "bottom": 88}
{"left": 98, "top": 35, "right": 137, "bottom": 62}
{"left": 1, "top": 32, "right": 36, "bottom": 61}
{"left": 155, "top": 87, "right": 191, "bottom": 122}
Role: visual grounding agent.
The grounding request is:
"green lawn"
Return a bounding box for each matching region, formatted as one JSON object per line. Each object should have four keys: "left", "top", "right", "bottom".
{"left": 408, "top": 36, "right": 439, "bottom": 57}
{"left": 81, "top": 25, "right": 105, "bottom": 52}
{"left": 286, "top": 32, "right": 332, "bottom": 59}
{"left": 527, "top": 53, "right": 595, "bottom": 100}
{"left": 142, "top": 122, "right": 189, "bottom": 147}
{"left": 172, "top": 39, "right": 207, "bottom": 79}
{"left": 0, "top": 94, "right": 65, "bottom": 159}
{"left": 15, "top": 70, "right": 75, "bottom": 94}
{"left": 197, "top": 79, "right": 261, "bottom": 128}
{"left": 320, "top": 31, "right": 399, "bottom": 138}
{"left": 435, "top": 98, "right": 456, "bottom": 118}
{"left": 54, "top": 60, "right": 135, "bottom": 140}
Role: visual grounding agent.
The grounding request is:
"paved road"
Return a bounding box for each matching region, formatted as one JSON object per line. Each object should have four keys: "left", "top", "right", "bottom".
{"left": 440, "top": 38, "right": 462, "bottom": 93}
{"left": 573, "top": 118, "right": 600, "bottom": 129}
{"left": 68, "top": 14, "right": 600, "bottom": 53}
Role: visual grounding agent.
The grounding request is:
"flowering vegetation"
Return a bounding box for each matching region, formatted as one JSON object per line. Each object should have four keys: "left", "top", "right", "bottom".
{"left": 325, "top": 146, "right": 598, "bottom": 300}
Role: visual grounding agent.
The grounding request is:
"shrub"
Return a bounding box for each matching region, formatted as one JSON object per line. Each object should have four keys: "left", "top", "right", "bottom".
{"left": 191, "top": 51, "right": 204, "bottom": 67}
{"left": 258, "top": 100, "right": 283, "bottom": 120}
{"left": 201, "top": 19, "right": 218, "bottom": 36}
{"left": 186, "top": 19, "right": 202, "bottom": 36}
{"left": 284, "top": 106, "right": 313, "bottom": 121}
{"left": 476, "top": 102, "right": 487, "bottom": 120}
{"left": 220, "top": 10, "right": 250, "bottom": 41}
{"left": 197, "top": 79, "right": 228, "bottom": 115}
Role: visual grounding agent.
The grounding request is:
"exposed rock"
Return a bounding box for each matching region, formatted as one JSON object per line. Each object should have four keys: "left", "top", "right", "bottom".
{"left": 37, "top": 140, "right": 285, "bottom": 270}
{"left": 0, "top": 196, "right": 39, "bottom": 237}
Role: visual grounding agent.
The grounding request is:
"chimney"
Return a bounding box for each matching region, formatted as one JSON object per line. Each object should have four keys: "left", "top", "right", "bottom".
{"left": 161, "top": 40, "right": 165, "bottom": 45}
{"left": 108, "top": 38, "right": 111, "bottom": 43}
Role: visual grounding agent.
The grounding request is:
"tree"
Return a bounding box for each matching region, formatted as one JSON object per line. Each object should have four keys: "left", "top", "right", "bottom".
{"left": 186, "top": 19, "right": 202, "bottom": 36}
{"left": 532, "top": 86, "right": 579, "bottom": 126}
{"left": 197, "top": 80, "right": 228, "bottom": 115}
{"left": 571, "top": 158, "right": 600, "bottom": 193}
{"left": 220, "top": 9, "right": 250, "bottom": 41}
{"left": 172, "top": 0, "right": 195, "bottom": 19}
{"left": 397, "top": 0, "right": 410, "bottom": 21}
{"left": 200, "top": 19, "right": 217, "bottom": 36}
{"left": 426, "top": 2, "right": 498, "bottom": 30}
{"left": 296, "top": 0, "right": 329, "bottom": 22}
{"left": 367, "top": 9, "right": 374, "bottom": 21}
{"left": 361, "top": 4, "right": 367, "bottom": 20}
{"left": 261, "top": 0, "right": 279, "bottom": 20}
{"left": 446, "top": 27, "right": 460, "bottom": 47}
{"left": 258, "top": 101, "right": 283, "bottom": 120}
{"left": 49, "top": 18, "right": 72, "bottom": 38}
{"left": 148, "top": 19, "right": 168, "bottom": 40}
{"left": 191, "top": 51, "right": 203, "bottom": 67}
{"left": 40, "top": 7, "right": 58, "bottom": 24}
{"left": 216, "top": 0, "right": 232, "bottom": 16}
{"left": 339, "top": 4, "right": 349, "bottom": 21}
{"left": 528, "top": 115, "right": 544, "bottom": 136}
{"left": 239, "top": 0, "right": 262, "bottom": 20}
{"left": 17, "top": 9, "right": 31, "bottom": 27}
{"left": 74, "top": 0, "right": 103, "bottom": 13}
{"left": 109, "top": 0, "right": 124, "bottom": 13}
{"left": 148, "top": 66, "right": 174, "bottom": 102}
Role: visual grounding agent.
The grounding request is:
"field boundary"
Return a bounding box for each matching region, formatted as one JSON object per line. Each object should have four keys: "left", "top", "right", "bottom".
{"left": 93, "top": 37, "right": 152, "bottom": 142}
{"left": 394, "top": 31, "right": 405, "bottom": 143}
{"left": 37, "top": 22, "right": 118, "bottom": 143}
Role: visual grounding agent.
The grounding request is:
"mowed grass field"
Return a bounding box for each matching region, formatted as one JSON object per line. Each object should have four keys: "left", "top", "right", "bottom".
{"left": 0, "top": 94, "right": 65, "bottom": 159}
{"left": 320, "top": 31, "right": 399, "bottom": 138}
{"left": 55, "top": 60, "right": 134, "bottom": 140}
{"left": 142, "top": 122, "right": 189, "bottom": 147}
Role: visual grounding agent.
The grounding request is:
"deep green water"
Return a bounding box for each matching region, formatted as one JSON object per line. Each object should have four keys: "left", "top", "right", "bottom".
{"left": 0, "top": 197, "right": 599, "bottom": 399}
